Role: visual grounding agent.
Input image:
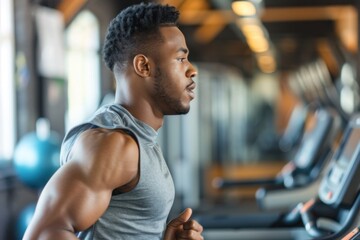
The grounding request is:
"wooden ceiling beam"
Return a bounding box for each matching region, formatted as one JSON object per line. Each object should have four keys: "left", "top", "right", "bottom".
{"left": 178, "top": 5, "right": 355, "bottom": 25}
{"left": 57, "top": 0, "right": 87, "bottom": 24}
{"left": 194, "top": 12, "right": 227, "bottom": 43}
{"left": 178, "top": 5, "right": 357, "bottom": 52}
{"left": 261, "top": 5, "right": 356, "bottom": 22}
{"left": 179, "top": 10, "right": 234, "bottom": 25}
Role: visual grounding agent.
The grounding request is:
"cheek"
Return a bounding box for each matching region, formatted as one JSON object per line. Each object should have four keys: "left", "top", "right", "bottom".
{"left": 158, "top": 63, "right": 188, "bottom": 94}
{"left": 164, "top": 67, "right": 185, "bottom": 89}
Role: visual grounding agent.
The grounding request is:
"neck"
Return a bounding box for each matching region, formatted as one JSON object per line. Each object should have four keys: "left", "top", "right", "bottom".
{"left": 114, "top": 74, "right": 164, "bottom": 131}
{"left": 115, "top": 100, "right": 164, "bottom": 131}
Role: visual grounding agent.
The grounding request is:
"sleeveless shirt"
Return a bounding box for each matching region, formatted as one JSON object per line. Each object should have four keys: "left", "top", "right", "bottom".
{"left": 60, "top": 104, "right": 175, "bottom": 239}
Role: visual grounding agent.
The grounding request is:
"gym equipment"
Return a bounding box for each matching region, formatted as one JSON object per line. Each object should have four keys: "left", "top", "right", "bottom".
{"left": 214, "top": 107, "right": 342, "bottom": 210}
{"left": 315, "top": 59, "right": 351, "bottom": 122}
{"left": 342, "top": 227, "right": 360, "bottom": 240}
{"left": 13, "top": 118, "right": 60, "bottom": 189}
{"left": 337, "top": 62, "right": 360, "bottom": 116}
{"left": 278, "top": 103, "right": 308, "bottom": 153}
{"left": 289, "top": 59, "right": 351, "bottom": 123}
{"left": 16, "top": 203, "right": 36, "bottom": 240}
{"left": 298, "top": 65, "right": 319, "bottom": 104}
{"left": 307, "top": 62, "right": 329, "bottom": 106}
{"left": 197, "top": 113, "right": 360, "bottom": 240}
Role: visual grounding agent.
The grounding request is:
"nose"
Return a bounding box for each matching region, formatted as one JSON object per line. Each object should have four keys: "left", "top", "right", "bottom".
{"left": 186, "top": 62, "right": 197, "bottom": 79}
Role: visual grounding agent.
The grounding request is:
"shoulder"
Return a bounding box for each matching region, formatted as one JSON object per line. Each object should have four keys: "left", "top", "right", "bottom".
{"left": 80, "top": 128, "right": 137, "bottom": 152}
{"left": 69, "top": 128, "right": 139, "bottom": 190}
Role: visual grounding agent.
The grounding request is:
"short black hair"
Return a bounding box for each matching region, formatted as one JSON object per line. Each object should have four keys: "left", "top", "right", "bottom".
{"left": 102, "top": 2, "right": 180, "bottom": 71}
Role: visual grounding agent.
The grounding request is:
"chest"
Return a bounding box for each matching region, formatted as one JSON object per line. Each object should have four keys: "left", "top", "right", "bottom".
{"left": 110, "top": 143, "right": 175, "bottom": 218}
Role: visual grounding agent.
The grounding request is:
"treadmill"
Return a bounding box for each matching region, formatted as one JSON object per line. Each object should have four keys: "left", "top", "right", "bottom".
{"left": 342, "top": 227, "right": 360, "bottom": 240}
{"left": 214, "top": 107, "right": 342, "bottom": 210}
{"left": 197, "top": 113, "right": 360, "bottom": 240}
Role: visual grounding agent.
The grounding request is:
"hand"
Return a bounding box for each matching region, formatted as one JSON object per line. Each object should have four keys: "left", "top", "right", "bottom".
{"left": 163, "top": 208, "right": 204, "bottom": 240}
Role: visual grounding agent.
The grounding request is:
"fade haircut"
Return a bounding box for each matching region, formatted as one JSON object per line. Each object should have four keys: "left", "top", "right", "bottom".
{"left": 102, "top": 2, "right": 180, "bottom": 71}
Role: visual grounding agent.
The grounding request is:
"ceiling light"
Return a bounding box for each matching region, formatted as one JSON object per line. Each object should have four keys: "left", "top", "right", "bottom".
{"left": 232, "top": 1, "right": 256, "bottom": 17}
{"left": 247, "top": 36, "right": 269, "bottom": 52}
{"left": 240, "top": 24, "right": 264, "bottom": 37}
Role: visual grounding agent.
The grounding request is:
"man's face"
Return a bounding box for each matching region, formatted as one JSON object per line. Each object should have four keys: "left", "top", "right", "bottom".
{"left": 151, "top": 26, "right": 197, "bottom": 115}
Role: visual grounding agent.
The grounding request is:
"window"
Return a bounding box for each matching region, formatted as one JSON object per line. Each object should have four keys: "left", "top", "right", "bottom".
{"left": 0, "top": 0, "right": 16, "bottom": 161}
{"left": 65, "top": 11, "right": 100, "bottom": 130}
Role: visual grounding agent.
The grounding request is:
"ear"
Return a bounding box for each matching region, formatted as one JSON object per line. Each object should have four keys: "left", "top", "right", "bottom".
{"left": 133, "top": 54, "right": 151, "bottom": 78}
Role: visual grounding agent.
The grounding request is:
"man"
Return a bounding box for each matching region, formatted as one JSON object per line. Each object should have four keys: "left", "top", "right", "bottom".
{"left": 23, "top": 2, "right": 203, "bottom": 240}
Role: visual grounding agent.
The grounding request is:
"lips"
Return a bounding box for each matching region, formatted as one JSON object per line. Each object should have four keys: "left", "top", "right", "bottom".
{"left": 186, "top": 82, "right": 196, "bottom": 99}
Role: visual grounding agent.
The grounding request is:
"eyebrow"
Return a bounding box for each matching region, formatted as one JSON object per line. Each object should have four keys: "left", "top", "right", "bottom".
{"left": 177, "top": 47, "right": 188, "bottom": 54}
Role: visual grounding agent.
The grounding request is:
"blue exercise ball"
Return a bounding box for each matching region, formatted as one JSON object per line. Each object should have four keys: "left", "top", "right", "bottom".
{"left": 13, "top": 128, "right": 60, "bottom": 189}
{"left": 16, "top": 203, "right": 36, "bottom": 240}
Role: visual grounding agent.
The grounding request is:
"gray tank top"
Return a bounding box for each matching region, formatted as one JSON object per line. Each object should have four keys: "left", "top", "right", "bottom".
{"left": 60, "top": 104, "right": 175, "bottom": 239}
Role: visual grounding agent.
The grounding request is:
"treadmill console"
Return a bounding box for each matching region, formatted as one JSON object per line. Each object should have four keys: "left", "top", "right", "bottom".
{"left": 294, "top": 109, "right": 332, "bottom": 169}
{"left": 319, "top": 114, "right": 360, "bottom": 207}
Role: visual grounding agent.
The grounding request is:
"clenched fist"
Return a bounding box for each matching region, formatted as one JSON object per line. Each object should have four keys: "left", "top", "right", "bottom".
{"left": 163, "top": 208, "right": 204, "bottom": 240}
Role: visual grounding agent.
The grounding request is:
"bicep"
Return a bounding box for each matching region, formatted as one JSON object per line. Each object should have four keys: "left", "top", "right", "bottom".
{"left": 25, "top": 129, "right": 139, "bottom": 240}
{"left": 25, "top": 162, "right": 112, "bottom": 238}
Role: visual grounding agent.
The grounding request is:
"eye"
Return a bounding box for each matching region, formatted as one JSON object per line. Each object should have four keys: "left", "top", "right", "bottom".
{"left": 177, "top": 58, "right": 186, "bottom": 63}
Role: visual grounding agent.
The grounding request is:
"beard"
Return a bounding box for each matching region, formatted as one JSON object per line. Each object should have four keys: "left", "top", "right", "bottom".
{"left": 153, "top": 67, "right": 190, "bottom": 115}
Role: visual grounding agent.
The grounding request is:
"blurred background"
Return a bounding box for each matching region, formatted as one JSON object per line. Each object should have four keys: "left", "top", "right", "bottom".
{"left": 1, "top": 0, "right": 360, "bottom": 239}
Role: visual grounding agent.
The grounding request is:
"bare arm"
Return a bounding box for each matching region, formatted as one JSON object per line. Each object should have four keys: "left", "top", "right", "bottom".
{"left": 23, "top": 129, "right": 139, "bottom": 240}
